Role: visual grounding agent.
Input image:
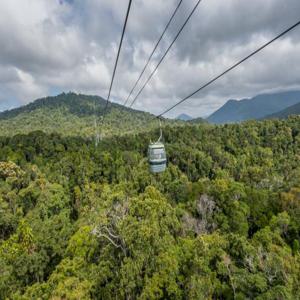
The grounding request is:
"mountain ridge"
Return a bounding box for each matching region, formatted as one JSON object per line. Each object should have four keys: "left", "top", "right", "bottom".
{"left": 207, "top": 90, "right": 300, "bottom": 124}
{"left": 176, "top": 113, "right": 193, "bottom": 121}
{"left": 0, "top": 92, "right": 181, "bottom": 137}
{"left": 264, "top": 102, "right": 300, "bottom": 119}
{"left": 0, "top": 92, "right": 140, "bottom": 119}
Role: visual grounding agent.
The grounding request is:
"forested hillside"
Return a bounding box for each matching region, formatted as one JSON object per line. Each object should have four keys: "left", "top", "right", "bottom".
{"left": 0, "top": 93, "right": 180, "bottom": 137}
{"left": 0, "top": 116, "right": 300, "bottom": 299}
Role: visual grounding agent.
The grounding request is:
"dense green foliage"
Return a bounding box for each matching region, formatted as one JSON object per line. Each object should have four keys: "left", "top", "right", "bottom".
{"left": 0, "top": 93, "right": 181, "bottom": 137}
{"left": 0, "top": 116, "right": 299, "bottom": 299}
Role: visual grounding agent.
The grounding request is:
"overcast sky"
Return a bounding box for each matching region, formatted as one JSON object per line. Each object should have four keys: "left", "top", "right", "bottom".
{"left": 0, "top": 0, "right": 300, "bottom": 118}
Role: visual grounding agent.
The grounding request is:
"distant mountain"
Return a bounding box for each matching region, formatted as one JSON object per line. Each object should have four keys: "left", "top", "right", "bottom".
{"left": 265, "top": 102, "right": 300, "bottom": 119}
{"left": 0, "top": 92, "right": 181, "bottom": 137}
{"left": 188, "top": 117, "right": 206, "bottom": 124}
{"left": 207, "top": 91, "right": 300, "bottom": 124}
{"left": 176, "top": 113, "right": 193, "bottom": 121}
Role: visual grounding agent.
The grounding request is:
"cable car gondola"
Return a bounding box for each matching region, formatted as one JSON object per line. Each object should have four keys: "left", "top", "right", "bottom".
{"left": 148, "top": 121, "right": 166, "bottom": 173}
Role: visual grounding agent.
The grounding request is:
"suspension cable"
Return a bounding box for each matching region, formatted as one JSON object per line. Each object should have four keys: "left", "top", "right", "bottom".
{"left": 128, "top": 0, "right": 203, "bottom": 109}
{"left": 157, "top": 19, "right": 300, "bottom": 117}
{"left": 123, "top": 0, "right": 183, "bottom": 107}
{"left": 95, "top": 0, "right": 132, "bottom": 146}
{"left": 102, "top": 0, "right": 133, "bottom": 118}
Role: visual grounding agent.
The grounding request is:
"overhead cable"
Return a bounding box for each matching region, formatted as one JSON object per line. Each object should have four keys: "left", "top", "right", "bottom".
{"left": 129, "top": 0, "right": 203, "bottom": 108}
{"left": 157, "top": 20, "right": 300, "bottom": 117}
{"left": 123, "top": 0, "right": 183, "bottom": 106}
{"left": 103, "top": 0, "right": 133, "bottom": 116}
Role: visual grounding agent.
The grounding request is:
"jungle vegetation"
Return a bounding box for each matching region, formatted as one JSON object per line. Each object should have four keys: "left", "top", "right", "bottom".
{"left": 0, "top": 111, "right": 299, "bottom": 299}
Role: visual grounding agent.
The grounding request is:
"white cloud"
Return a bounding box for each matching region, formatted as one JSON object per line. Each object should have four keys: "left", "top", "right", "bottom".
{"left": 0, "top": 0, "right": 300, "bottom": 117}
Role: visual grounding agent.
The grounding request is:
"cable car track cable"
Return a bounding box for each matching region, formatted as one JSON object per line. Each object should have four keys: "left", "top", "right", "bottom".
{"left": 95, "top": 0, "right": 132, "bottom": 146}
{"left": 128, "top": 0, "right": 203, "bottom": 109}
{"left": 156, "top": 19, "right": 300, "bottom": 117}
{"left": 102, "top": 0, "right": 133, "bottom": 118}
{"left": 123, "top": 0, "right": 183, "bottom": 107}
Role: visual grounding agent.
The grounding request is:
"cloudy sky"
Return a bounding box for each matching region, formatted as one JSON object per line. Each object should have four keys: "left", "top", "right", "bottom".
{"left": 0, "top": 0, "right": 300, "bottom": 118}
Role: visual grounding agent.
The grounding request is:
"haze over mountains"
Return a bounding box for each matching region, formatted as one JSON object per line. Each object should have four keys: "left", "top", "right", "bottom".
{"left": 207, "top": 91, "right": 300, "bottom": 124}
